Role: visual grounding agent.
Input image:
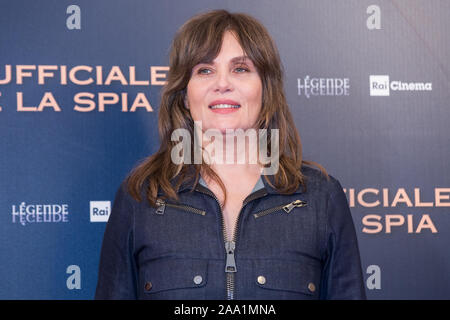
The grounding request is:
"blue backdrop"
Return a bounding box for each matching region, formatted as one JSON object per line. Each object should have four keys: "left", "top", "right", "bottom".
{"left": 1, "top": 0, "right": 449, "bottom": 299}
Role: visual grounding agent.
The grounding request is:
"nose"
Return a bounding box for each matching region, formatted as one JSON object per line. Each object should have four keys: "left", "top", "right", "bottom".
{"left": 213, "top": 70, "right": 233, "bottom": 93}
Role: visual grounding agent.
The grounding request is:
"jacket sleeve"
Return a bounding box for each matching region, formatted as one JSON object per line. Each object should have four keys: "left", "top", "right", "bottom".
{"left": 320, "top": 178, "right": 367, "bottom": 300}
{"left": 94, "top": 182, "right": 138, "bottom": 299}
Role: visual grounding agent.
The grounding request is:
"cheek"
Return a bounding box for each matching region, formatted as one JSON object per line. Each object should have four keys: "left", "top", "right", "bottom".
{"left": 186, "top": 81, "right": 204, "bottom": 113}
{"left": 245, "top": 81, "right": 263, "bottom": 110}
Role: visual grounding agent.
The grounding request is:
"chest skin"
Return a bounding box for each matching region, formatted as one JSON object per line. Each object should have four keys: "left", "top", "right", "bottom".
{"left": 204, "top": 174, "right": 262, "bottom": 241}
{"left": 208, "top": 183, "right": 253, "bottom": 240}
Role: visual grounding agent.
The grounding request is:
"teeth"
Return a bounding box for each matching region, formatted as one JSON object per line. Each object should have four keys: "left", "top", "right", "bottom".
{"left": 209, "top": 104, "right": 240, "bottom": 109}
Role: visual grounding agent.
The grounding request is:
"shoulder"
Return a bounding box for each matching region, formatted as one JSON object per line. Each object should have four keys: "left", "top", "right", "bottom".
{"left": 116, "top": 179, "right": 133, "bottom": 201}
{"left": 116, "top": 175, "right": 151, "bottom": 206}
{"left": 110, "top": 179, "right": 136, "bottom": 214}
{"left": 110, "top": 177, "right": 146, "bottom": 217}
{"left": 301, "top": 165, "right": 343, "bottom": 194}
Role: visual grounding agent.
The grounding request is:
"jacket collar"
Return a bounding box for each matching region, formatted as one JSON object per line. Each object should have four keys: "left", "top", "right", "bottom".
{"left": 259, "top": 173, "right": 304, "bottom": 195}
{"left": 160, "top": 166, "right": 304, "bottom": 195}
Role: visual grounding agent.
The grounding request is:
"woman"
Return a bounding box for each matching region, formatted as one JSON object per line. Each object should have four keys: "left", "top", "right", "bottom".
{"left": 95, "top": 9, "right": 366, "bottom": 300}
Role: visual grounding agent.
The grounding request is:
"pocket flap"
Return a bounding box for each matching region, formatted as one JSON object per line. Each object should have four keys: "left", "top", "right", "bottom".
{"left": 253, "top": 259, "right": 319, "bottom": 296}
{"left": 144, "top": 258, "right": 208, "bottom": 294}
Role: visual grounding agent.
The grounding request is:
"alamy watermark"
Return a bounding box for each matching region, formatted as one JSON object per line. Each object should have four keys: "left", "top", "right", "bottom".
{"left": 170, "top": 121, "right": 280, "bottom": 175}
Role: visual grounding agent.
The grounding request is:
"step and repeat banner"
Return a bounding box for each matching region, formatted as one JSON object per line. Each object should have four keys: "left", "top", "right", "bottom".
{"left": 1, "top": 0, "right": 449, "bottom": 299}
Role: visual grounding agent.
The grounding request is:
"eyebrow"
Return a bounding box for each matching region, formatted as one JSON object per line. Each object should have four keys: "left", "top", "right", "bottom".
{"left": 197, "top": 55, "right": 252, "bottom": 65}
{"left": 230, "top": 56, "right": 251, "bottom": 64}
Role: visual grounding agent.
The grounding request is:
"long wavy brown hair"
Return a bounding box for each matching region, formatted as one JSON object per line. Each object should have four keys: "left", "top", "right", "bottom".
{"left": 126, "top": 9, "right": 328, "bottom": 207}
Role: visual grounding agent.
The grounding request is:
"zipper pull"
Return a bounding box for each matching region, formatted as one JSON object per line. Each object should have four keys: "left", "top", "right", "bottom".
{"left": 155, "top": 198, "right": 166, "bottom": 215}
{"left": 225, "top": 241, "right": 237, "bottom": 273}
{"left": 283, "top": 200, "right": 307, "bottom": 213}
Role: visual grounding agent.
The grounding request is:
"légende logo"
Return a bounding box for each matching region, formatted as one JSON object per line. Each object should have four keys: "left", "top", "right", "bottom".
{"left": 90, "top": 201, "right": 111, "bottom": 222}
{"left": 297, "top": 75, "right": 350, "bottom": 98}
{"left": 11, "top": 202, "right": 69, "bottom": 226}
{"left": 370, "top": 75, "right": 432, "bottom": 96}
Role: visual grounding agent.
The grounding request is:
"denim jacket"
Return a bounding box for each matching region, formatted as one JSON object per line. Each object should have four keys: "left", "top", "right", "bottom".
{"left": 95, "top": 166, "right": 366, "bottom": 300}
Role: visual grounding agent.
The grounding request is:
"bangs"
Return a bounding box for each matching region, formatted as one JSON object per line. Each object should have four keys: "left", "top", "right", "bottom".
{"left": 179, "top": 14, "right": 261, "bottom": 74}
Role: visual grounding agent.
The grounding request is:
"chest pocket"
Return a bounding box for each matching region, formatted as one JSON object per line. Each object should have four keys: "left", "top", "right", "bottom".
{"left": 253, "top": 259, "right": 321, "bottom": 299}
{"left": 142, "top": 258, "right": 208, "bottom": 300}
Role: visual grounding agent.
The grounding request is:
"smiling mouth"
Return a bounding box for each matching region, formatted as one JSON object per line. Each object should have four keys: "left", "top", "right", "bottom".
{"left": 209, "top": 103, "right": 241, "bottom": 109}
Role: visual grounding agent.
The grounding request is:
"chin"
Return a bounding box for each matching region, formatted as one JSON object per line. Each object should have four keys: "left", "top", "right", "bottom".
{"left": 216, "top": 125, "right": 248, "bottom": 134}
{"left": 201, "top": 121, "right": 234, "bottom": 132}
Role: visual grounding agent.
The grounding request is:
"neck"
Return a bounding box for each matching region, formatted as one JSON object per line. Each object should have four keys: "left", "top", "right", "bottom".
{"left": 200, "top": 129, "right": 261, "bottom": 164}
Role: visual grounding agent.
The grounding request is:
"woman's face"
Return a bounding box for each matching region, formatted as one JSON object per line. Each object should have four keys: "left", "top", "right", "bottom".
{"left": 186, "top": 31, "right": 263, "bottom": 133}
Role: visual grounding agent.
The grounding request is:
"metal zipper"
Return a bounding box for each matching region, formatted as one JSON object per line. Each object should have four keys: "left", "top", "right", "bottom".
{"left": 195, "top": 185, "right": 268, "bottom": 300}
{"left": 253, "top": 199, "right": 307, "bottom": 219}
{"left": 155, "top": 198, "right": 206, "bottom": 216}
{"left": 225, "top": 241, "right": 236, "bottom": 300}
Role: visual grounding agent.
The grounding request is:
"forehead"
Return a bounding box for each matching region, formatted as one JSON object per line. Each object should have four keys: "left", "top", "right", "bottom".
{"left": 221, "top": 31, "right": 244, "bottom": 49}
{"left": 215, "top": 32, "right": 245, "bottom": 60}
{"left": 197, "top": 33, "right": 252, "bottom": 65}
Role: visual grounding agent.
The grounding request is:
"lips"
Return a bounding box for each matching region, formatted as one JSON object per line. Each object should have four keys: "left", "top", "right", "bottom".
{"left": 208, "top": 99, "right": 241, "bottom": 109}
{"left": 208, "top": 99, "right": 241, "bottom": 114}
